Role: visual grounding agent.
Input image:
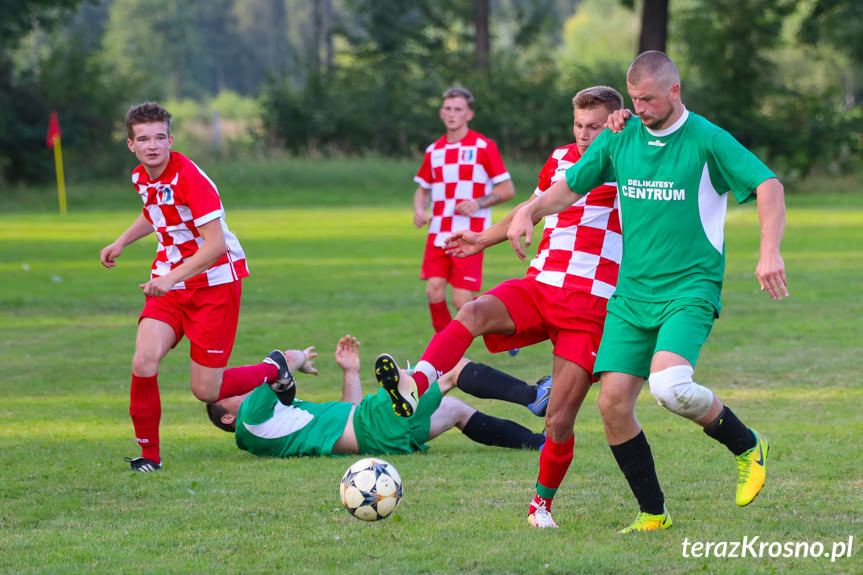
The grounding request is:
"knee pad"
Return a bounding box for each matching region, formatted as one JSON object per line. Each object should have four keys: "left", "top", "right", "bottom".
{"left": 648, "top": 365, "right": 713, "bottom": 421}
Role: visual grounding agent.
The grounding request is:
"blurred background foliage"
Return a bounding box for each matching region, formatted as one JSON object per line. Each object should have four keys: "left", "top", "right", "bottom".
{"left": 0, "top": 0, "right": 860, "bottom": 186}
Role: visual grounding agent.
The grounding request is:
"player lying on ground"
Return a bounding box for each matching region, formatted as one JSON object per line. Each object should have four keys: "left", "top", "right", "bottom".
{"left": 206, "top": 335, "right": 551, "bottom": 457}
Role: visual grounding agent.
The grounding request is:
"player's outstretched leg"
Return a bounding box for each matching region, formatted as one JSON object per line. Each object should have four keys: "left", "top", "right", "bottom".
{"left": 375, "top": 354, "right": 418, "bottom": 417}
{"left": 617, "top": 507, "right": 672, "bottom": 534}
{"left": 736, "top": 430, "right": 769, "bottom": 506}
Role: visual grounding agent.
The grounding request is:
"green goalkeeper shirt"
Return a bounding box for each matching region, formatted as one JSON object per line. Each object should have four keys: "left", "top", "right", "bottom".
{"left": 565, "top": 108, "right": 775, "bottom": 314}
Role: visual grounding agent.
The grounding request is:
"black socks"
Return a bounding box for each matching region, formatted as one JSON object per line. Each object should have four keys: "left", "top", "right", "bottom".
{"left": 461, "top": 412, "right": 545, "bottom": 450}
{"left": 456, "top": 362, "right": 537, "bottom": 406}
{"left": 610, "top": 431, "right": 665, "bottom": 515}
{"left": 703, "top": 405, "right": 757, "bottom": 456}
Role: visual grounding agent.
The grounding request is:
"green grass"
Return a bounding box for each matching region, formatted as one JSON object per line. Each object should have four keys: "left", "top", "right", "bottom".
{"left": 1, "top": 158, "right": 861, "bottom": 574}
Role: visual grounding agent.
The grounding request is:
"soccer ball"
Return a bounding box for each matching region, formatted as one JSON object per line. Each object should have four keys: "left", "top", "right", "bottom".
{"left": 339, "top": 457, "right": 402, "bottom": 521}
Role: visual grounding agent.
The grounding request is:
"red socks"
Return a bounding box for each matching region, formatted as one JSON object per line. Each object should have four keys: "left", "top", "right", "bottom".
{"left": 130, "top": 374, "right": 161, "bottom": 463}
{"left": 530, "top": 435, "right": 575, "bottom": 512}
{"left": 218, "top": 362, "right": 279, "bottom": 401}
{"left": 130, "top": 362, "right": 280, "bottom": 462}
{"left": 412, "top": 320, "right": 475, "bottom": 396}
{"left": 428, "top": 300, "right": 452, "bottom": 332}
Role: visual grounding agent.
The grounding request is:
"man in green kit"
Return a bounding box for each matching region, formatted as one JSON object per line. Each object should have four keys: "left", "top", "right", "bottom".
{"left": 508, "top": 50, "right": 788, "bottom": 533}
{"left": 206, "top": 335, "right": 548, "bottom": 457}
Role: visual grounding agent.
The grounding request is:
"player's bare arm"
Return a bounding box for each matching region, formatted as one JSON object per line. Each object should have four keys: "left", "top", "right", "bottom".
{"left": 100, "top": 214, "right": 153, "bottom": 268}
{"left": 413, "top": 187, "right": 430, "bottom": 228}
{"left": 754, "top": 177, "right": 789, "bottom": 300}
{"left": 455, "top": 178, "right": 515, "bottom": 217}
{"left": 508, "top": 178, "right": 581, "bottom": 260}
{"left": 446, "top": 195, "right": 536, "bottom": 257}
{"left": 139, "top": 218, "right": 227, "bottom": 296}
{"left": 335, "top": 335, "right": 363, "bottom": 405}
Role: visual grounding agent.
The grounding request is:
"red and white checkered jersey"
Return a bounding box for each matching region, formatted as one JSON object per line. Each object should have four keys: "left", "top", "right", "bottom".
{"left": 526, "top": 143, "right": 621, "bottom": 300}
{"left": 131, "top": 152, "right": 249, "bottom": 290}
{"left": 414, "top": 129, "right": 511, "bottom": 247}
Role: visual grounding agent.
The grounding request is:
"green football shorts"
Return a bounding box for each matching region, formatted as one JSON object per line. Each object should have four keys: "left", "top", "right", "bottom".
{"left": 353, "top": 382, "right": 442, "bottom": 455}
{"left": 594, "top": 296, "right": 716, "bottom": 378}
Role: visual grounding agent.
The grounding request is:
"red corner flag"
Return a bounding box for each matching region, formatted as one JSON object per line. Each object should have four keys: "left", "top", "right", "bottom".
{"left": 47, "top": 111, "right": 61, "bottom": 148}
{"left": 46, "top": 111, "right": 67, "bottom": 213}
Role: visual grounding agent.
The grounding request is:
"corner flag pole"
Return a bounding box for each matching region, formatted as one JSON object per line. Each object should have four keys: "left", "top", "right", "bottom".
{"left": 47, "top": 111, "right": 67, "bottom": 214}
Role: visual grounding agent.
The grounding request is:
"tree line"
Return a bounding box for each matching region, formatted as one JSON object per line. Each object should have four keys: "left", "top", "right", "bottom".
{"left": 1, "top": 0, "right": 860, "bottom": 186}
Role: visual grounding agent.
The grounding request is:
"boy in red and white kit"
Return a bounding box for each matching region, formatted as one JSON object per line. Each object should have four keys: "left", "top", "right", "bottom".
{"left": 376, "top": 86, "right": 624, "bottom": 528}
{"left": 101, "top": 102, "right": 303, "bottom": 472}
{"left": 413, "top": 87, "right": 515, "bottom": 332}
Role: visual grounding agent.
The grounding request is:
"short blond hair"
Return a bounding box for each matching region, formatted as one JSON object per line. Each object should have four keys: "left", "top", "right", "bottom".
{"left": 572, "top": 86, "right": 624, "bottom": 113}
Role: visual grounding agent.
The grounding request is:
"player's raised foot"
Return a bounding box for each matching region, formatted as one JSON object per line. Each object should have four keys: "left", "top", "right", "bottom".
{"left": 263, "top": 350, "right": 296, "bottom": 404}
{"left": 508, "top": 348, "right": 520, "bottom": 356}
{"left": 375, "top": 354, "right": 418, "bottom": 417}
{"left": 125, "top": 456, "right": 161, "bottom": 472}
{"left": 527, "top": 502, "right": 558, "bottom": 529}
{"left": 527, "top": 375, "right": 553, "bottom": 417}
{"left": 617, "top": 508, "right": 672, "bottom": 534}
{"left": 736, "top": 430, "right": 769, "bottom": 506}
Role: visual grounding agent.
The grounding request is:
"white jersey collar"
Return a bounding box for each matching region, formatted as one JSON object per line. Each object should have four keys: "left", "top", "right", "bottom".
{"left": 645, "top": 106, "right": 689, "bottom": 138}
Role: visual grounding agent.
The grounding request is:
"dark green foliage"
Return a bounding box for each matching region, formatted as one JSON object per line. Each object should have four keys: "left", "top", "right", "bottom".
{"left": 262, "top": 1, "right": 577, "bottom": 160}
{"left": 2, "top": 0, "right": 861, "bottom": 186}
{"left": 0, "top": 0, "right": 74, "bottom": 181}
{"left": 800, "top": 0, "right": 863, "bottom": 65}
{"left": 0, "top": 0, "right": 84, "bottom": 50}
{"left": 799, "top": 0, "right": 863, "bottom": 129}
{"left": 675, "top": 0, "right": 860, "bottom": 177}
{"left": 0, "top": 14, "right": 127, "bottom": 183}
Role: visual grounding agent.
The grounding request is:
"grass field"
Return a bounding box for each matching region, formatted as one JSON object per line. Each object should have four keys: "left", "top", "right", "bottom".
{"left": 1, "top": 158, "right": 861, "bottom": 574}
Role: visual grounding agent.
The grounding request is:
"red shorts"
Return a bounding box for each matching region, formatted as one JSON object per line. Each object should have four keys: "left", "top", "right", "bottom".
{"left": 139, "top": 281, "right": 242, "bottom": 368}
{"left": 420, "top": 239, "right": 483, "bottom": 292}
{"left": 482, "top": 277, "right": 607, "bottom": 375}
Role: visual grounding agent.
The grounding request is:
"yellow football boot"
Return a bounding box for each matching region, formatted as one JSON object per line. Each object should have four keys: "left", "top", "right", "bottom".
{"left": 736, "top": 431, "right": 769, "bottom": 506}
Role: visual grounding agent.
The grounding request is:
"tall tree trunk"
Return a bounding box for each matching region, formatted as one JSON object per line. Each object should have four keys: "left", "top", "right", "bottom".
{"left": 324, "top": 0, "right": 333, "bottom": 71}
{"left": 272, "top": 0, "right": 288, "bottom": 81}
{"left": 312, "top": 0, "right": 322, "bottom": 74}
{"left": 474, "top": 0, "right": 490, "bottom": 72}
{"left": 638, "top": 0, "right": 668, "bottom": 53}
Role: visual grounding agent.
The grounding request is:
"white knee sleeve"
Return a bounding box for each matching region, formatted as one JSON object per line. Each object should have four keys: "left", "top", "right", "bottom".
{"left": 648, "top": 365, "right": 714, "bottom": 421}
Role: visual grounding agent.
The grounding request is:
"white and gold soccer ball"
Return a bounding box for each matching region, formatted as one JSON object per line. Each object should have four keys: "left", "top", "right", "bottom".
{"left": 339, "top": 457, "right": 402, "bottom": 521}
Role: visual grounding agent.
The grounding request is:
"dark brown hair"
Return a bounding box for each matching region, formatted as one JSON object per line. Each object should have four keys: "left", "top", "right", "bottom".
{"left": 125, "top": 102, "right": 172, "bottom": 139}
{"left": 206, "top": 402, "right": 235, "bottom": 433}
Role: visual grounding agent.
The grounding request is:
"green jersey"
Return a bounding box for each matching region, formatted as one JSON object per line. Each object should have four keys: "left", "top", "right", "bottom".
{"left": 235, "top": 385, "right": 353, "bottom": 457}
{"left": 234, "top": 383, "right": 442, "bottom": 458}
{"left": 565, "top": 109, "right": 775, "bottom": 313}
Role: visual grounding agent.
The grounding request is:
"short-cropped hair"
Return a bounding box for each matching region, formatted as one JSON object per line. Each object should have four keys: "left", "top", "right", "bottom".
{"left": 206, "top": 402, "right": 235, "bottom": 433}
